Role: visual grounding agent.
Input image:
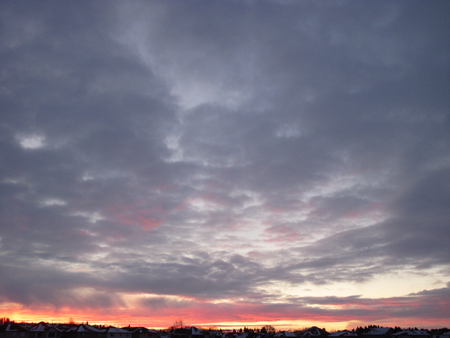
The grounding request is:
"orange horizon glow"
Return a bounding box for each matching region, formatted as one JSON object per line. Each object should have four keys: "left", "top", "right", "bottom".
{"left": 2, "top": 302, "right": 449, "bottom": 331}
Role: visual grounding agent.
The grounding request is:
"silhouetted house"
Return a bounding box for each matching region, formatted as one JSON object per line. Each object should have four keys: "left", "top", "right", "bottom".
{"left": 296, "top": 327, "right": 329, "bottom": 338}
{"left": 123, "top": 327, "right": 159, "bottom": 338}
{"left": 54, "top": 325, "right": 78, "bottom": 338}
{"left": 363, "top": 328, "right": 393, "bottom": 338}
{"left": 104, "top": 327, "right": 131, "bottom": 338}
{"left": 392, "top": 331, "right": 429, "bottom": 338}
{"left": 329, "top": 331, "right": 358, "bottom": 337}
{"left": 431, "top": 332, "right": 450, "bottom": 338}
{"left": 205, "top": 331, "right": 224, "bottom": 338}
{"left": 0, "top": 322, "right": 29, "bottom": 338}
{"left": 59, "top": 324, "right": 104, "bottom": 338}
{"left": 28, "top": 323, "right": 62, "bottom": 338}
{"left": 171, "top": 328, "right": 204, "bottom": 338}
{"left": 275, "top": 332, "right": 296, "bottom": 338}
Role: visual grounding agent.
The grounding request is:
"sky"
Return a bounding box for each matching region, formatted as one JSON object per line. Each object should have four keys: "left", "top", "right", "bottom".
{"left": 1, "top": 0, "right": 450, "bottom": 331}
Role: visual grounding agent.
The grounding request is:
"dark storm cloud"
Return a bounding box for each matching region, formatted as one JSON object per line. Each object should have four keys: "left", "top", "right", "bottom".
{"left": 1, "top": 0, "right": 450, "bottom": 325}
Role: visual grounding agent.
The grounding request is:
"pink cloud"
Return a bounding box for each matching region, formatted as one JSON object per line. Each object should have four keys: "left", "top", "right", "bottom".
{"left": 2, "top": 285, "right": 449, "bottom": 330}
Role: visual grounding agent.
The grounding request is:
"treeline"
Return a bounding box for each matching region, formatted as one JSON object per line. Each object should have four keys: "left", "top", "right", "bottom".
{"left": 352, "top": 325, "right": 449, "bottom": 335}
{"left": 0, "top": 318, "right": 448, "bottom": 334}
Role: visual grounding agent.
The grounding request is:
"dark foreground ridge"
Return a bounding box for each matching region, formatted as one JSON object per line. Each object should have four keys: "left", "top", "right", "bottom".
{"left": 1, "top": 320, "right": 449, "bottom": 338}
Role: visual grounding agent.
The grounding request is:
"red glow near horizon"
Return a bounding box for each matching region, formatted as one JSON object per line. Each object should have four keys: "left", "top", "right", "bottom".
{"left": 2, "top": 296, "right": 449, "bottom": 330}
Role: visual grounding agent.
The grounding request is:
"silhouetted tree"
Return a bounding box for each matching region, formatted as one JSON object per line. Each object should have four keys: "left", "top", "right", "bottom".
{"left": 262, "top": 326, "right": 276, "bottom": 334}
{"left": 0, "top": 318, "right": 11, "bottom": 324}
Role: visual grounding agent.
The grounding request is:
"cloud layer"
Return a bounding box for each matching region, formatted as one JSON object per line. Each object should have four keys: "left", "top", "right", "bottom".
{"left": 1, "top": 0, "right": 449, "bottom": 329}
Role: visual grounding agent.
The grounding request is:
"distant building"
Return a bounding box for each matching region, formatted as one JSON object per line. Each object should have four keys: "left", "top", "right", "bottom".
{"left": 392, "top": 331, "right": 429, "bottom": 338}
{"left": 363, "top": 327, "right": 393, "bottom": 338}
{"left": 171, "top": 328, "right": 205, "bottom": 338}
{"left": 275, "top": 332, "right": 297, "bottom": 338}
{"left": 329, "top": 331, "right": 358, "bottom": 337}
{"left": 296, "top": 327, "right": 329, "bottom": 337}
{"left": 431, "top": 332, "right": 450, "bottom": 338}
{"left": 0, "top": 322, "right": 29, "bottom": 338}
{"left": 58, "top": 324, "right": 104, "bottom": 338}
{"left": 104, "top": 327, "right": 131, "bottom": 338}
{"left": 28, "top": 323, "right": 62, "bottom": 338}
{"left": 123, "top": 327, "right": 159, "bottom": 338}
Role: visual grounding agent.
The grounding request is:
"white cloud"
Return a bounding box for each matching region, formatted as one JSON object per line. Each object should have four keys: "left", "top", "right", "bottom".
{"left": 39, "top": 198, "right": 67, "bottom": 207}
{"left": 16, "top": 134, "right": 46, "bottom": 149}
{"left": 70, "top": 211, "right": 105, "bottom": 224}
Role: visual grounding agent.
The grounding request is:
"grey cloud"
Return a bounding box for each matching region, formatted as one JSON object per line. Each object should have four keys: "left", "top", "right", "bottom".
{"left": 138, "top": 296, "right": 193, "bottom": 310}
{"left": 0, "top": 0, "right": 449, "bottom": 324}
{"left": 0, "top": 263, "right": 123, "bottom": 309}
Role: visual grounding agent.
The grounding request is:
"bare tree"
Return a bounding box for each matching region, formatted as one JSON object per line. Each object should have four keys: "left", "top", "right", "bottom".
{"left": 169, "top": 318, "right": 186, "bottom": 331}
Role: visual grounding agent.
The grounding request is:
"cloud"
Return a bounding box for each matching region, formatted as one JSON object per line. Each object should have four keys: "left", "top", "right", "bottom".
{"left": 0, "top": 0, "right": 449, "bottom": 329}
